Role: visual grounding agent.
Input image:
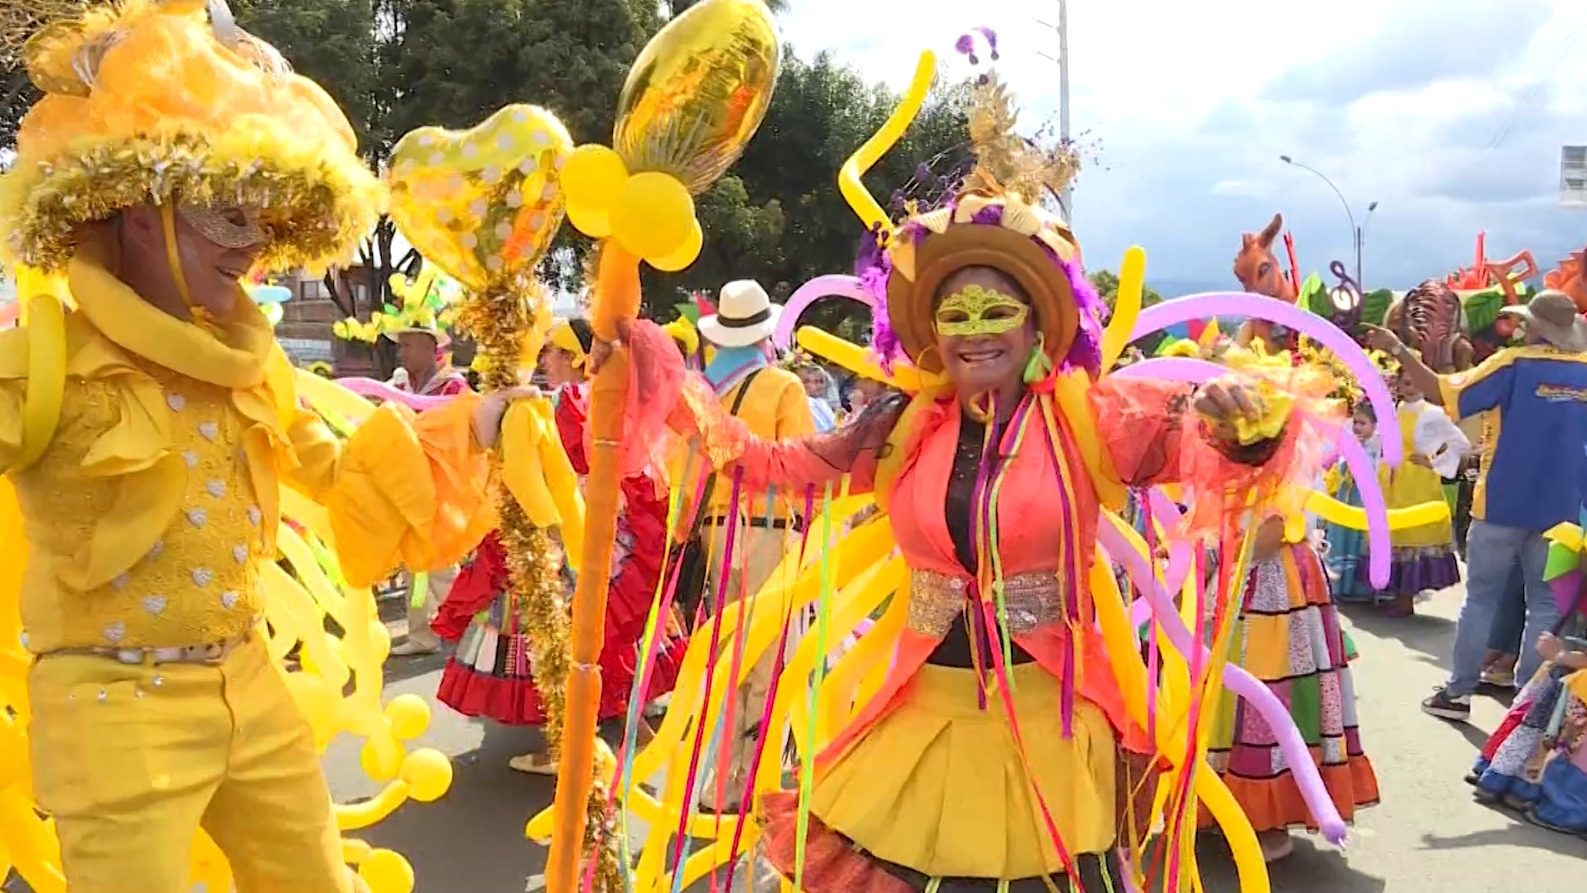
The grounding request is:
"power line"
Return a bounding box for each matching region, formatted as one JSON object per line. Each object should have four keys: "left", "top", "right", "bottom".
{"left": 1487, "top": 19, "right": 1587, "bottom": 150}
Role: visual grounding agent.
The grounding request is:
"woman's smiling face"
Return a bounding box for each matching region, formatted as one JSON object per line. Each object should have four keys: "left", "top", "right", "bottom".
{"left": 932, "top": 266, "right": 1038, "bottom": 397}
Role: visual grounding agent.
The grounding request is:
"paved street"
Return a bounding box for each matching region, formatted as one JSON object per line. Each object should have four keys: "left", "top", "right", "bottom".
{"left": 7, "top": 586, "right": 1584, "bottom": 893}
{"left": 345, "top": 588, "right": 1587, "bottom": 893}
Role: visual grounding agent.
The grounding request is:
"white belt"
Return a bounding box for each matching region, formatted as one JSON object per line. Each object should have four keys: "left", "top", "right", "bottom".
{"left": 55, "top": 631, "right": 251, "bottom": 667}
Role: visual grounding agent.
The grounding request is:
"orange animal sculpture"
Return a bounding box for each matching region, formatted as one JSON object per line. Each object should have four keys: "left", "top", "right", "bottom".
{"left": 1543, "top": 246, "right": 1587, "bottom": 313}
{"left": 1444, "top": 232, "right": 1536, "bottom": 339}
{"left": 1232, "top": 212, "right": 1298, "bottom": 348}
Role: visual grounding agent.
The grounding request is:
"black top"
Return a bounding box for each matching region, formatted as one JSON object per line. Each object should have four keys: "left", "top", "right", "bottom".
{"left": 927, "top": 411, "right": 1037, "bottom": 668}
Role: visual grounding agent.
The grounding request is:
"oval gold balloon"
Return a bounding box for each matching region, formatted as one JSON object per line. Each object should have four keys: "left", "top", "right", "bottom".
{"left": 613, "top": 0, "right": 779, "bottom": 195}
{"left": 387, "top": 104, "right": 573, "bottom": 291}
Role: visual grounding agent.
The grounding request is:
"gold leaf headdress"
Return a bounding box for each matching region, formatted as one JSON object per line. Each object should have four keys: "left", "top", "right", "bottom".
{"left": 964, "top": 71, "right": 1080, "bottom": 205}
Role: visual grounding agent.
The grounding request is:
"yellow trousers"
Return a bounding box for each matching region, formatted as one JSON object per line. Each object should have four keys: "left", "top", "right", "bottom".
{"left": 28, "top": 633, "right": 350, "bottom": 893}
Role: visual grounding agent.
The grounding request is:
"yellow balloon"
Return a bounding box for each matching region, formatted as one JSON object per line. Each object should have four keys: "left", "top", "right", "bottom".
{"left": 794, "top": 326, "right": 941, "bottom": 394}
{"left": 384, "top": 694, "right": 431, "bottom": 741}
{"left": 650, "top": 218, "right": 704, "bottom": 272}
{"left": 561, "top": 144, "right": 628, "bottom": 230}
{"left": 612, "top": 0, "right": 779, "bottom": 194}
{"left": 387, "top": 104, "right": 573, "bottom": 291}
{"left": 401, "top": 748, "right": 455, "bottom": 802}
{"left": 1101, "top": 246, "right": 1146, "bottom": 371}
{"left": 361, "top": 736, "right": 404, "bottom": 782}
{"left": 840, "top": 50, "right": 936, "bottom": 232}
{"left": 358, "top": 849, "right": 415, "bottom": 893}
{"left": 284, "top": 672, "right": 339, "bottom": 746}
{"left": 611, "top": 171, "right": 695, "bottom": 260}
{"left": 565, "top": 201, "right": 612, "bottom": 240}
{"left": 1306, "top": 490, "right": 1449, "bottom": 530}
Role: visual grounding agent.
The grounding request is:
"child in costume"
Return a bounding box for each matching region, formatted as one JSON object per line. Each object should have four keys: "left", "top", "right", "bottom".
{"left": 1206, "top": 513, "right": 1379, "bottom": 862}
{"left": 598, "top": 59, "right": 1344, "bottom": 892}
{"left": 1321, "top": 403, "right": 1380, "bottom": 604}
{"left": 1377, "top": 369, "right": 1469, "bottom": 614}
{"left": 434, "top": 319, "right": 684, "bottom": 773}
{"left": 0, "top": 3, "right": 522, "bottom": 889}
{"left": 1470, "top": 627, "right": 1587, "bottom": 834}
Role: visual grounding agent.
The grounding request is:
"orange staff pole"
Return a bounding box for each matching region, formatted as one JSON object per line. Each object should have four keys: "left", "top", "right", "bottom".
{"left": 546, "top": 244, "right": 642, "bottom": 893}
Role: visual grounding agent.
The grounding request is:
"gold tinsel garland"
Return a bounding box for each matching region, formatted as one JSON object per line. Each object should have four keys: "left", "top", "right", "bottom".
{"left": 456, "top": 279, "right": 622, "bottom": 893}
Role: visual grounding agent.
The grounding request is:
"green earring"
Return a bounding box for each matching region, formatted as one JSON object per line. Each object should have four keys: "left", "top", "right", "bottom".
{"left": 1023, "top": 333, "right": 1052, "bottom": 384}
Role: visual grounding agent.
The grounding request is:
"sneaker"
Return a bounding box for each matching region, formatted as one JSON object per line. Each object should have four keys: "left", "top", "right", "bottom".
{"left": 1480, "top": 667, "right": 1516, "bottom": 689}
{"left": 1422, "top": 688, "right": 1472, "bottom": 721}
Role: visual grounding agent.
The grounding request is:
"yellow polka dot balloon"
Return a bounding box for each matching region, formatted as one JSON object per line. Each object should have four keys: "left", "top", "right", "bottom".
{"left": 387, "top": 104, "right": 574, "bottom": 291}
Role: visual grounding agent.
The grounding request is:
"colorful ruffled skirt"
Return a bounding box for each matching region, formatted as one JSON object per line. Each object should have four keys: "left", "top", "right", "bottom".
{"left": 1377, "top": 463, "right": 1460, "bottom": 596}
{"left": 1471, "top": 664, "right": 1587, "bottom": 833}
{"left": 1205, "top": 542, "right": 1380, "bottom": 832}
{"left": 1321, "top": 474, "right": 1373, "bottom": 603}
{"left": 758, "top": 663, "right": 1141, "bottom": 893}
{"left": 433, "top": 483, "right": 684, "bottom": 725}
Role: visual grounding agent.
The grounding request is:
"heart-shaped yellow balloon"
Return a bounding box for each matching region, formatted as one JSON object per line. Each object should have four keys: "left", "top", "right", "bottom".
{"left": 387, "top": 104, "right": 573, "bottom": 291}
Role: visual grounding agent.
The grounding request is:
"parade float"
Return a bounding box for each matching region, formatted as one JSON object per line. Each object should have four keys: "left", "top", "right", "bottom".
{"left": 1221, "top": 214, "right": 1585, "bottom": 367}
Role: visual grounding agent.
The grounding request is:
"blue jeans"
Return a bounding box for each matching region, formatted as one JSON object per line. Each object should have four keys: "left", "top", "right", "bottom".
{"left": 1485, "top": 564, "right": 1529, "bottom": 655}
{"left": 1446, "top": 521, "right": 1560, "bottom": 697}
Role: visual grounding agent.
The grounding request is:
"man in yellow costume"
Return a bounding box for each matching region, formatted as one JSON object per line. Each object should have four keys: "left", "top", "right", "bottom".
{"left": 0, "top": 2, "right": 511, "bottom": 890}
{"left": 692, "top": 278, "right": 815, "bottom": 811}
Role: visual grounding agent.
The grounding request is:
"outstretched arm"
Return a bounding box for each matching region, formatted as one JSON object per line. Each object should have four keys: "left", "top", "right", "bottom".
{"left": 605, "top": 320, "right": 902, "bottom": 498}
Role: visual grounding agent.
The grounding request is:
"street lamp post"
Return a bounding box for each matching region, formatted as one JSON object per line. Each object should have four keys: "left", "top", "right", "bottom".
{"left": 1279, "top": 155, "right": 1377, "bottom": 290}
{"left": 1036, "top": 0, "right": 1073, "bottom": 221}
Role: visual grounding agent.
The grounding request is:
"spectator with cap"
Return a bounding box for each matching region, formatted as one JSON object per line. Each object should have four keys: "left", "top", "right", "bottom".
{"left": 691, "top": 279, "right": 815, "bottom": 809}
{"left": 1366, "top": 290, "right": 1587, "bottom": 721}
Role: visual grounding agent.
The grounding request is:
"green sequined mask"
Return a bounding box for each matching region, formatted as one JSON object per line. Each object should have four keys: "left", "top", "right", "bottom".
{"left": 933, "top": 285, "right": 1030, "bottom": 338}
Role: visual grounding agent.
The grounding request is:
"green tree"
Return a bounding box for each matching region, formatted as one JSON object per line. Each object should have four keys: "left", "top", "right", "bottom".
{"left": 1087, "top": 269, "right": 1164, "bottom": 311}
{"left": 641, "top": 50, "right": 972, "bottom": 322}
{"left": 667, "top": 0, "right": 788, "bottom": 17}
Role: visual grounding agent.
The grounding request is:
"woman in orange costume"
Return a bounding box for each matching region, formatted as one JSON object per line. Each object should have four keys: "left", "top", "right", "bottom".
{"left": 435, "top": 318, "right": 684, "bottom": 773}
{"left": 598, "top": 69, "right": 1340, "bottom": 892}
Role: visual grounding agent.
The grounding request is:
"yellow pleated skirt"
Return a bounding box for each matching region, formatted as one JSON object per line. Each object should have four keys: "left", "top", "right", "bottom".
{"left": 807, "top": 662, "right": 1118, "bottom": 880}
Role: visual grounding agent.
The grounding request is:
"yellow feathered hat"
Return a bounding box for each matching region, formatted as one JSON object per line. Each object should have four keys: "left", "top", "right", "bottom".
{"left": 0, "top": 0, "right": 381, "bottom": 274}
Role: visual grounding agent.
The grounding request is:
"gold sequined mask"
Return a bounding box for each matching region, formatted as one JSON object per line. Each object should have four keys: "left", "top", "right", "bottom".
{"left": 179, "top": 204, "right": 266, "bottom": 250}
{"left": 933, "top": 285, "right": 1030, "bottom": 338}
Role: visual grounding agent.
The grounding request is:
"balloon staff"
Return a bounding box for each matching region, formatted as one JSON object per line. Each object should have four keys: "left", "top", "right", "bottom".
{"left": 381, "top": 103, "right": 595, "bottom": 877}
{"left": 550, "top": 1, "right": 780, "bottom": 890}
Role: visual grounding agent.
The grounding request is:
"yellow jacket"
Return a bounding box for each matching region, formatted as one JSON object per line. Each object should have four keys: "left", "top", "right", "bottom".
{"left": 702, "top": 365, "right": 814, "bottom": 523}
{"left": 0, "top": 244, "right": 493, "bottom": 653}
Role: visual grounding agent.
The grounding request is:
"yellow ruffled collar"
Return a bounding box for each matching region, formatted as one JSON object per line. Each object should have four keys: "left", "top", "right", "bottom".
{"left": 67, "top": 241, "right": 274, "bottom": 390}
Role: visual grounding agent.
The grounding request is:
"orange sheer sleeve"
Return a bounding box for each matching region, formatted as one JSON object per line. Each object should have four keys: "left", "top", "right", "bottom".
{"left": 1089, "top": 375, "right": 1336, "bottom": 540}
{"left": 623, "top": 320, "right": 902, "bottom": 498}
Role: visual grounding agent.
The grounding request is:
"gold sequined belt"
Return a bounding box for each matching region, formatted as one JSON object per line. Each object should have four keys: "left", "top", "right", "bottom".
{"left": 906, "top": 569, "right": 1068, "bottom": 638}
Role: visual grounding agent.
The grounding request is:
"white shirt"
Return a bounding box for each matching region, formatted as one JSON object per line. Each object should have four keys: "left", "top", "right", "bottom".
{"left": 1404, "top": 399, "right": 1470, "bottom": 478}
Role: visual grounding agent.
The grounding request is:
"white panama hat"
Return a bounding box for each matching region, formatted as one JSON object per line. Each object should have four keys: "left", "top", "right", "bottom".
{"left": 698, "top": 280, "right": 782, "bottom": 348}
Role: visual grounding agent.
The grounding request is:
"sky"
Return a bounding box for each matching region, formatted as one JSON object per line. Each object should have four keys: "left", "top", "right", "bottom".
{"left": 780, "top": 0, "right": 1587, "bottom": 294}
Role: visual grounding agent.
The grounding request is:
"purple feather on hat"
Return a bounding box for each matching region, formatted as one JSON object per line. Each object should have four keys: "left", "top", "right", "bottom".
{"left": 855, "top": 225, "right": 902, "bottom": 371}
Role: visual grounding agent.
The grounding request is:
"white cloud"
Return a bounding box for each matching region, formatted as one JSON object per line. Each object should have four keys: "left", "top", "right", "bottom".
{"left": 781, "top": 0, "right": 1587, "bottom": 292}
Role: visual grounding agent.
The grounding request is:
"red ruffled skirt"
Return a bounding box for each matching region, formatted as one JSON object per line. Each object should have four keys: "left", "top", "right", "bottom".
{"left": 433, "top": 479, "right": 684, "bottom": 725}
